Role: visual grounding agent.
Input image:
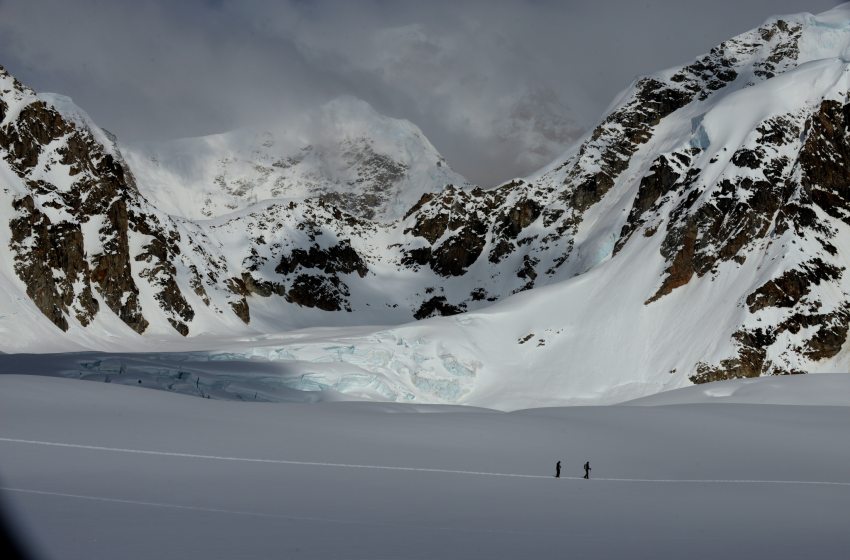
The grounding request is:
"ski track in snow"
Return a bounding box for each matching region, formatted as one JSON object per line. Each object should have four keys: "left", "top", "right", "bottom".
{"left": 0, "top": 487, "right": 567, "bottom": 538}
{"left": 2, "top": 436, "right": 848, "bottom": 488}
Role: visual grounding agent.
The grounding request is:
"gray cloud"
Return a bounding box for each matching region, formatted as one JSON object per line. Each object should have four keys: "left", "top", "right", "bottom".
{"left": 0, "top": 0, "right": 841, "bottom": 185}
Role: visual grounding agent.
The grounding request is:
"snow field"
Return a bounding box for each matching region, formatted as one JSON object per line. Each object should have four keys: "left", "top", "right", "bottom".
{"left": 0, "top": 374, "right": 848, "bottom": 559}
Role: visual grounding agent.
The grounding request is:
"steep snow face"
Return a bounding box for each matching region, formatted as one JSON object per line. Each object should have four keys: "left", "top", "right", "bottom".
{"left": 122, "top": 96, "right": 468, "bottom": 221}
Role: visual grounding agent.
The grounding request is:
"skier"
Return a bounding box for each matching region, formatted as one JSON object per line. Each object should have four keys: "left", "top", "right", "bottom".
{"left": 555, "top": 460, "right": 561, "bottom": 478}
{"left": 583, "top": 461, "right": 591, "bottom": 479}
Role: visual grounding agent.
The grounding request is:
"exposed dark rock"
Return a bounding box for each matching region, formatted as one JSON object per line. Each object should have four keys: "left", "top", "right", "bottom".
{"left": 488, "top": 239, "right": 514, "bottom": 264}
{"left": 0, "top": 101, "right": 71, "bottom": 171}
{"left": 757, "top": 115, "right": 799, "bottom": 146}
{"left": 650, "top": 171, "right": 789, "bottom": 303}
{"left": 753, "top": 21, "right": 802, "bottom": 79}
{"left": 429, "top": 223, "right": 487, "bottom": 276}
{"left": 8, "top": 195, "right": 94, "bottom": 331}
{"left": 541, "top": 208, "right": 564, "bottom": 228}
{"left": 230, "top": 298, "right": 250, "bottom": 324}
{"left": 168, "top": 319, "right": 190, "bottom": 337}
{"left": 694, "top": 300, "right": 850, "bottom": 383}
{"left": 413, "top": 296, "right": 466, "bottom": 320}
{"left": 226, "top": 277, "right": 249, "bottom": 296}
{"left": 0, "top": 92, "right": 160, "bottom": 334}
{"left": 801, "top": 306, "right": 850, "bottom": 361}
{"left": 746, "top": 259, "right": 842, "bottom": 312}
{"left": 241, "top": 273, "right": 285, "bottom": 298}
{"left": 470, "top": 288, "right": 488, "bottom": 301}
{"left": 224, "top": 277, "right": 251, "bottom": 323}
{"left": 286, "top": 274, "right": 349, "bottom": 312}
{"left": 517, "top": 255, "right": 538, "bottom": 282}
{"left": 188, "top": 265, "right": 211, "bottom": 305}
{"left": 616, "top": 155, "right": 682, "bottom": 253}
{"left": 401, "top": 246, "right": 431, "bottom": 267}
{"left": 730, "top": 147, "right": 764, "bottom": 169}
{"left": 647, "top": 220, "right": 698, "bottom": 303}
{"left": 89, "top": 199, "right": 148, "bottom": 334}
{"left": 272, "top": 239, "right": 367, "bottom": 311}
{"left": 404, "top": 185, "right": 471, "bottom": 244}
{"left": 403, "top": 192, "right": 435, "bottom": 220}
{"left": 403, "top": 186, "right": 498, "bottom": 277}
{"left": 565, "top": 78, "right": 693, "bottom": 214}
{"left": 495, "top": 197, "right": 542, "bottom": 238}
{"left": 671, "top": 48, "right": 738, "bottom": 97}
{"left": 134, "top": 229, "right": 195, "bottom": 336}
{"left": 800, "top": 100, "right": 850, "bottom": 226}
{"left": 276, "top": 240, "right": 367, "bottom": 278}
{"left": 691, "top": 328, "right": 779, "bottom": 384}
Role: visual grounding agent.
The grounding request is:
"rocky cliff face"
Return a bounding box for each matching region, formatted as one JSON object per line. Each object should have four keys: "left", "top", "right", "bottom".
{"left": 3, "top": 6, "right": 850, "bottom": 392}
{"left": 1, "top": 74, "right": 144, "bottom": 333}
{"left": 0, "top": 67, "right": 238, "bottom": 336}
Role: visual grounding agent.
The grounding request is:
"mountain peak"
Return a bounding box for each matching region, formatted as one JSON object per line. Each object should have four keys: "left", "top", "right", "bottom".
{"left": 122, "top": 96, "right": 468, "bottom": 221}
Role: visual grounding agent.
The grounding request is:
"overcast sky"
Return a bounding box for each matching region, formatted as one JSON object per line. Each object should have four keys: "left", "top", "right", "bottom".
{"left": 0, "top": 0, "right": 842, "bottom": 185}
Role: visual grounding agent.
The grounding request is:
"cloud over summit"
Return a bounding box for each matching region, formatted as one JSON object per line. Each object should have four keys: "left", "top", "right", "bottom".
{"left": 0, "top": 0, "right": 840, "bottom": 185}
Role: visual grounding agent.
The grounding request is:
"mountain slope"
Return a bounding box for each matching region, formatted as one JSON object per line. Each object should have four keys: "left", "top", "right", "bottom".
{"left": 3, "top": 5, "right": 850, "bottom": 406}
{"left": 0, "top": 67, "right": 251, "bottom": 346}
{"left": 195, "top": 4, "right": 850, "bottom": 404}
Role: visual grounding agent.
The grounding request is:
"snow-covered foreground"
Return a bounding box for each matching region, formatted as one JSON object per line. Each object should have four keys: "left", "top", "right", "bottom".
{"left": 0, "top": 375, "right": 848, "bottom": 559}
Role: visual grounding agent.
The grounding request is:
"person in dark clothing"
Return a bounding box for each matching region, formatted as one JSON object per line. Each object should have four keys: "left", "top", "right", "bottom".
{"left": 555, "top": 461, "right": 561, "bottom": 478}
{"left": 583, "top": 461, "right": 591, "bottom": 479}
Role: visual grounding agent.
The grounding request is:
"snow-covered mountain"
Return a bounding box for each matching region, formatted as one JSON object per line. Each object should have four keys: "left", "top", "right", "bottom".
{"left": 3, "top": 4, "right": 850, "bottom": 407}
{"left": 121, "top": 96, "right": 468, "bottom": 221}
{"left": 0, "top": 68, "right": 255, "bottom": 348}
